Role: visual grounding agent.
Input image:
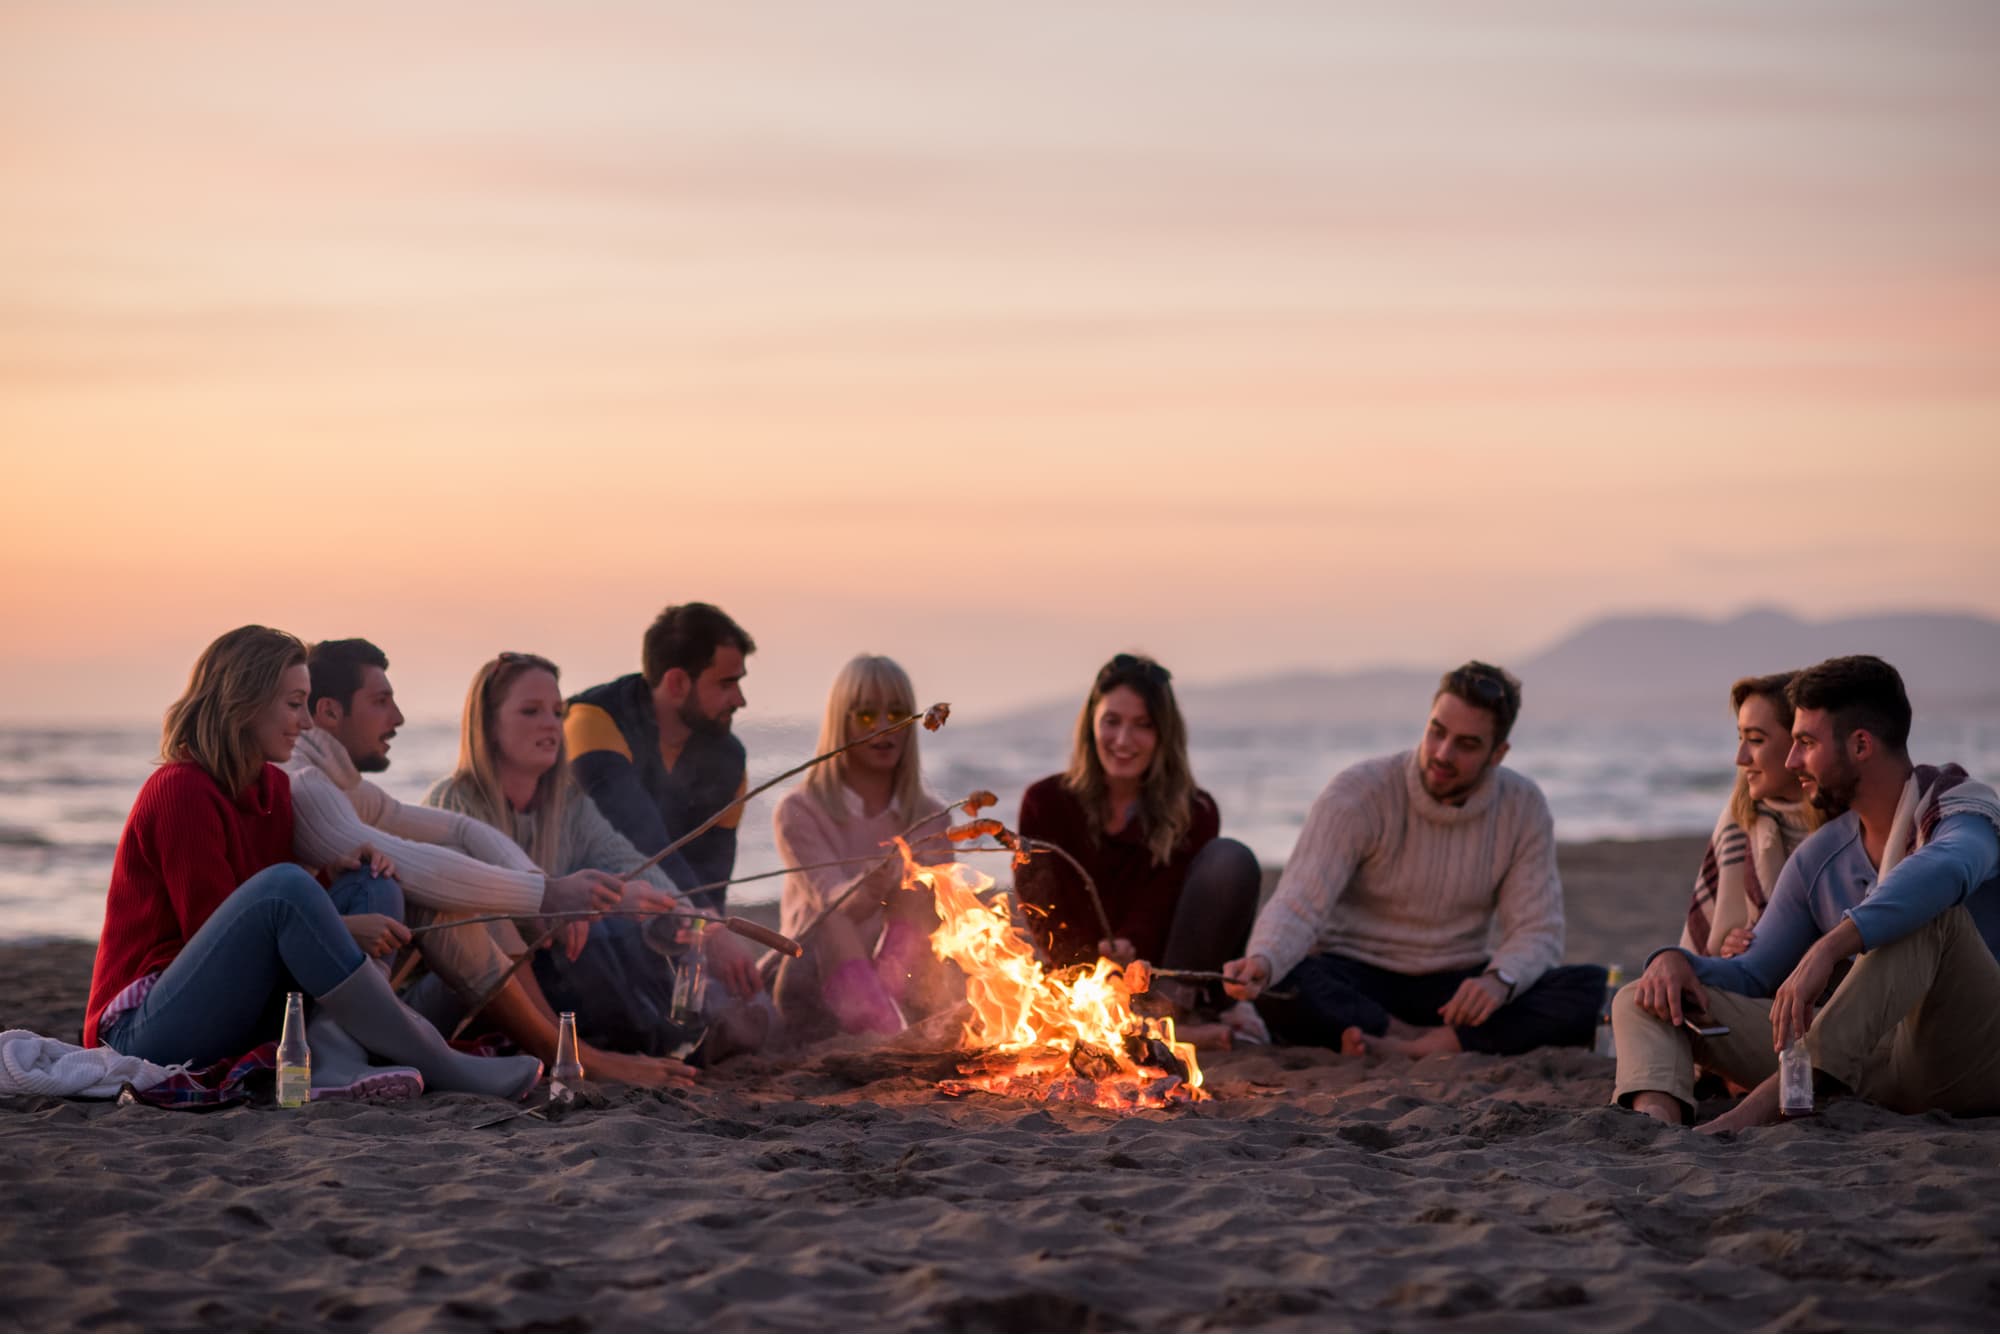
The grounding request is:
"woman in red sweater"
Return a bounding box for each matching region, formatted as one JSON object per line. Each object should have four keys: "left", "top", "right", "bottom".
{"left": 87, "top": 626, "right": 541, "bottom": 1099}
{"left": 1015, "top": 653, "right": 1260, "bottom": 1006}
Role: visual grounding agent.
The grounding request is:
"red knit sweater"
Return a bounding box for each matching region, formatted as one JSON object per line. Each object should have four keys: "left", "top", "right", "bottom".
{"left": 83, "top": 761, "right": 296, "bottom": 1046}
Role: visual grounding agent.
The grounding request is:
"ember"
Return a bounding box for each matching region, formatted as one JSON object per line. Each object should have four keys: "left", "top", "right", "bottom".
{"left": 898, "top": 841, "right": 1205, "bottom": 1109}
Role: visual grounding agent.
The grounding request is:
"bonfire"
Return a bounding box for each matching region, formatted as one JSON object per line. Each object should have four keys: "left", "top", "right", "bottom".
{"left": 896, "top": 840, "right": 1205, "bottom": 1109}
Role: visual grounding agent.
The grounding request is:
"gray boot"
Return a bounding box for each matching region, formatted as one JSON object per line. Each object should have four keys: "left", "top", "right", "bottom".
{"left": 305, "top": 1013, "right": 424, "bottom": 1102}
{"left": 316, "top": 963, "right": 542, "bottom": 1099}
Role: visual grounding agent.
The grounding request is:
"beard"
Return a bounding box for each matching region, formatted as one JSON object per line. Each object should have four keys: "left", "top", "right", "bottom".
{"left": 1806, "top": 757, "right": 1859, "bottom": 815}
{"left": 1421, "top": 756, "right": 1491, "bottom": 804}
{"left": 354, "top": 751, "right": 392, "bottom": 774}
{"left": 678, "top": 694, "right": 732, "bottom": 739}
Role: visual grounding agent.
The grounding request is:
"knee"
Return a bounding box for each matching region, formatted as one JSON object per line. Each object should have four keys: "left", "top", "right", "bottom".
{"left": 241, "top": 862, "right": 331, "bottom": 911}
{"left": 1609, "top": 980, "right": 1659, "bottom": 1031}
{"left": 1189, "top": 837, "right": 1261, "bottom": 899}
{"left": 329, "top": 866, "right": 405, "bottom": 920}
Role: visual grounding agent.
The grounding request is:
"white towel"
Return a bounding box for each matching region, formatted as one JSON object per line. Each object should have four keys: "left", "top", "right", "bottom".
{"left": 0, "top": 1030, "right": 174, "bottom": 1098}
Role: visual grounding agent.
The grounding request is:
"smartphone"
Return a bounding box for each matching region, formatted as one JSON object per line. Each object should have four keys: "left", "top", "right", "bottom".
{"left": 1682, "top": 1016, "right": 1729, "bottom": 1037}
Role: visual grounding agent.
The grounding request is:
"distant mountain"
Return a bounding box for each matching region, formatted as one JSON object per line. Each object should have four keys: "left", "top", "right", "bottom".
{"left": 972, "top": 609, "right": 2000, "bottom": 731}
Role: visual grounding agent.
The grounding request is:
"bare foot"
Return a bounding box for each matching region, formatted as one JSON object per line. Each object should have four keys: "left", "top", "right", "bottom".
{"left": 1342, "top": 1025, "right": 1462, "bottom": 1059}
{"left": 1695, "top": 1073, "right": 1782, "bottom": 1135}
{"left": 1173, "top": 1021, "right": 1233, "bottom": 1051}
{"left": 1628, "top": 1091, "right": 1686, "bottom": 1126}
{"left": 586, "top": 1048, "right": 697, "bottom": 1088}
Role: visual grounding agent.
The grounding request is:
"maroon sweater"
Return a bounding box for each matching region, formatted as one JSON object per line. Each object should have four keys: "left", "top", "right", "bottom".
{"left": 1015, "top": 775, "right": 1221, "bottom": 968}
{"left": 84, "top": 762, "right": 296, "bottom": 1046}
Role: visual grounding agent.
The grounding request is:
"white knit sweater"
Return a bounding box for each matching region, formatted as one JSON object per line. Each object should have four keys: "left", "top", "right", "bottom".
{"left": 1245, "top": 751, "right": 1565, "bottom": 991}
{"left": 285, "top": 730, "right": 547, "bottom": 916}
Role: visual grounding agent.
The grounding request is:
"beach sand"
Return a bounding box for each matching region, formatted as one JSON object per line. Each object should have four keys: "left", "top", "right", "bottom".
{"left": 5, "top": 836, "right": 1998, "bottom": 1332}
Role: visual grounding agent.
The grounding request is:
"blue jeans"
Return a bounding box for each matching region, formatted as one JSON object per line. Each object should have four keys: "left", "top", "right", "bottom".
{"left": 101, "top": 864, "right": 398, "bottom": 1066}
{"left": 1257, "top": 952, "right": 1607, "bottom": 1055}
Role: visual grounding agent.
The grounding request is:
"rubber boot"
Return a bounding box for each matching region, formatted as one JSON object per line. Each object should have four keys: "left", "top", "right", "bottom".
{"left": 871, "top": 919, "right": 930, "bottom": 1004}
{"left": 315, "top": 962, "right": 542, "bottom": 1099}
{"left": 823, "top": 957, "right": 906, "bottom": 1036}
{"left": 305, "top": 1014, "right": 424, "bottom": 1102}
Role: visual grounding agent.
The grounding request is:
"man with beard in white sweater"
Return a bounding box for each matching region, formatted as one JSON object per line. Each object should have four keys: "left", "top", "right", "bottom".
{"left": 1223, "top": 662, "right": 1605, "bottom": 1058}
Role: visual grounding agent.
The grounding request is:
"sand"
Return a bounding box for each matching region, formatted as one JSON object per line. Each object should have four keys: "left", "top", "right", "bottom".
{"left": 4, "top": 836, "right": 1999, "bottom": 1333}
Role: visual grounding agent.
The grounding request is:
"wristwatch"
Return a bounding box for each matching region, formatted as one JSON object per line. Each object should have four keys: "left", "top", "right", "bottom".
{"left": 1484, "top": 967, "right": 1517, "bottom": 1001}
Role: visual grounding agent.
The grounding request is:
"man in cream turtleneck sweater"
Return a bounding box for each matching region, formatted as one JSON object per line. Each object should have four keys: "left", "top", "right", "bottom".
{"left": 1223, "top": 662, "right": 1606, "bottom": 1057}
{"left": 288, "top": 640, "right": 630, "bottom": 986}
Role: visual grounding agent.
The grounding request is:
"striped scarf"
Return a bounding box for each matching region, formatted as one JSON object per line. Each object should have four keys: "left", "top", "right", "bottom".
{"left": 1881, "top": 763, "right": 2000, "bottom": 876}
{"left": 1682, "top": 798, "right": 1814, "bottom": 956}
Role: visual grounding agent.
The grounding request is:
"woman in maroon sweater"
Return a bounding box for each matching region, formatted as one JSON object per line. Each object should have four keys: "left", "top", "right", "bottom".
{"left": 87, "top": 626, "right": 540, "bottom": 1099}
{"left": 1015, "top": 654, "right": 1260, "bottom": 1000}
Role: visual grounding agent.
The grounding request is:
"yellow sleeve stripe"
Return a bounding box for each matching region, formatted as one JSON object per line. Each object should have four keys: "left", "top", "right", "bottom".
{"left": 716, "top": 773, "right": 748, "bottom": 830}
{"left": 563, "top": 703, "right": 632, "bottom": 762}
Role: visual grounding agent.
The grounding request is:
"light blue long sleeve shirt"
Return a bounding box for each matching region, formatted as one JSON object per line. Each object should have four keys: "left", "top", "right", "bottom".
{"left": 1652, "top": 809, "right": 2000, "bottom": 1000}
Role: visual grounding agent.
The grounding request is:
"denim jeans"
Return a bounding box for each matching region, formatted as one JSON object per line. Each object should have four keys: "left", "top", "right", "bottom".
{"left": 101, "top": 864, "right": 397, "bottom": 1066}
{"left": 1257, "top": 951, "right": 1607, "bottom": 1055}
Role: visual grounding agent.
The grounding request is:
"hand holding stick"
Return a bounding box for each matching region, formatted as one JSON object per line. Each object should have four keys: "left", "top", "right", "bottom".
{"left": 436, "top": 910, "right": 802, "bottom": 1041}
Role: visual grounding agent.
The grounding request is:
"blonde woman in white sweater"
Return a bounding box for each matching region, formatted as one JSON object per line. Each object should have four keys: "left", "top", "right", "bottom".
{"left": 1223, "top": 662, "right": 1607, "bottom": 1058}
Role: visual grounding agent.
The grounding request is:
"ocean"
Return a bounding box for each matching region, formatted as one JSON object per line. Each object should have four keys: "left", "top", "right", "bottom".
{"left": 6, "top": 714, "right": 1999, "bottom": 943}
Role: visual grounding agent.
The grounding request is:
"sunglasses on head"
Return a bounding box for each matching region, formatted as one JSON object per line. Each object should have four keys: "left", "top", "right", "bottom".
{"left": 1461, "top": 673, "right": 1507, "bottom": 705}
{"left": 1098, "top": 653, "right": 1172, "bottom": 690}
{"left": 850, "top": 706, "right": 913, "bottom": 731}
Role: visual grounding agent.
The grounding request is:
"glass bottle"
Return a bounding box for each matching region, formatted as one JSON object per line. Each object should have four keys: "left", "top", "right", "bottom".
{"left": 1779, "top": 1036, "right": 1814, "bottom": 1119}
{"left": 1593, "top": 965, "right": 1624, "bottom": 1059}
{"left": 550, "top": 1011, "right": 584, "bottom": 1101}
{"left": 668, "top": 935, "right": 710, "bottom": 1062}
{"left": 276, "top": 992, "right": 311, "bottom": 1109}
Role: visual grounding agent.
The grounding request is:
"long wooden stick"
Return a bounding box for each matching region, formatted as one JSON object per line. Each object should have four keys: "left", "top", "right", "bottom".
{"left": 622, "top": 702, "right": 950, "bottom": 881}
{"left": 747, "top": 792, "right": 996, "bottom": 977}
{"left": 440, "top": 910, "right": 802, "bottom": 1041}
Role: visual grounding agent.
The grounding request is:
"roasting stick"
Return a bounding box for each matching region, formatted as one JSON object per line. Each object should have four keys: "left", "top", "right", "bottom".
{"left": 621, "top": 702, "right": 952, "bottom": 882}
{"left": 440, "top": 913, "right": 802, "bottom": 1042}
{"left": 942, "top": 824, "right": 1116, "bottom": 946}
{"left": 446, "top": 705, "right": 950, "bottom": 1040}
{"left": 405, "top": 908, "right": 802, "bottom": 950}
{"left": 747, "top": 792, "right": 1000, "bottom": 979}
{"left": 1124, "top": 958, "right": 1295, "bottom": 1002}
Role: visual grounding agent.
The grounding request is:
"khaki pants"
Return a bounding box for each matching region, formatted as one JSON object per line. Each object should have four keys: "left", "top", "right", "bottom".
{"left": 404, "top": 904, "right": 530, "bottom": 998}
{"left": 1809, "top": 906, "right": 2000, "bottom": 1115}
{"left": 1611, "top": 980, "right": 1781, "bottom": 1118}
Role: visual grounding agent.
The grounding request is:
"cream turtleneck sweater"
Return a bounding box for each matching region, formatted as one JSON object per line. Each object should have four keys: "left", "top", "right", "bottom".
{"left": 1245, "top": 750, "right": 1565, "bottom": 991}
{"left": 285, "top": 729, "right": 547, "bottom": 916}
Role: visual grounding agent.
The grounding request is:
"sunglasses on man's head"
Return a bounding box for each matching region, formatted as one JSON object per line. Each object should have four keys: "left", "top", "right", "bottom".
{"left": 1099, "top": 653, "right": 1172, "bottom": 689}
{"left": 1460, "top": 673, "right": 1508, "bottom": 705}
{"left": 850, "top": 707, "right": 913, "bottom": 730}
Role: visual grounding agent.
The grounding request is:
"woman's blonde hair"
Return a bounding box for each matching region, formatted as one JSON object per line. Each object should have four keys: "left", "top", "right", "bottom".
{"left": 1063, "top": 653, "right": 1195, "bottom": 866}
{"left": 1728, "top": 671, "right": 1825, "bottom": 837}
{"left": 161, "top": 625, "right": 307, "bottom": 797}
{"left": 801, "top": 654, "right": 927, "bottom": 824}
{"left": 447, "top": 652, "right": 570, "bottom": 873}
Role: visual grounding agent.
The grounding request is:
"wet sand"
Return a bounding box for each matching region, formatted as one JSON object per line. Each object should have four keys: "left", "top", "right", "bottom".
{"left": 4, "top": 836, "right": 1998, "bottom": 1332}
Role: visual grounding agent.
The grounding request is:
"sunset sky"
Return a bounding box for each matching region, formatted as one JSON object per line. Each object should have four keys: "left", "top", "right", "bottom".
{"left": 4, "top": 2, "right": 1997, "bottom": 723}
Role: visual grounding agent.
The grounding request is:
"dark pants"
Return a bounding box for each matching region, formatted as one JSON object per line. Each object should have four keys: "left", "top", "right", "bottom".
{"left": 531, "top": 916, "right": 687, "bottom": 1058}
{"left": 1158, "top": 837, "right": 1261, "bottom": 1008}
{"left": 1257, "top": 952, "right": 1606, "bottom": 1055}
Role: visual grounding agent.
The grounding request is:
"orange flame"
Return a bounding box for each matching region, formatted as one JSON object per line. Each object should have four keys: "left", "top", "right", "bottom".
{"left": 897, "top": 840, "right": 1204, "bottom": 1108}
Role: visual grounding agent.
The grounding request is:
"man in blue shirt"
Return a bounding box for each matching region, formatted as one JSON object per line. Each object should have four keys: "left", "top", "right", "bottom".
{"left": 1611, "top": 656, "right": 2000, "bottom": 1128}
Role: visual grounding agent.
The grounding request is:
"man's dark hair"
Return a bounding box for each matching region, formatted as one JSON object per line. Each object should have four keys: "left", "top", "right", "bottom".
{"left": 641, "top": 603, "right": 756, "bottom": 688}
{"left": 307, "top": 638, "right": 390, "bottom": 712}
{"left": 1435, "top": 661, "right": 1523, "bottom": 747}
{"left": 1787, "top": 654, "right": 1911, "bottom": 755}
